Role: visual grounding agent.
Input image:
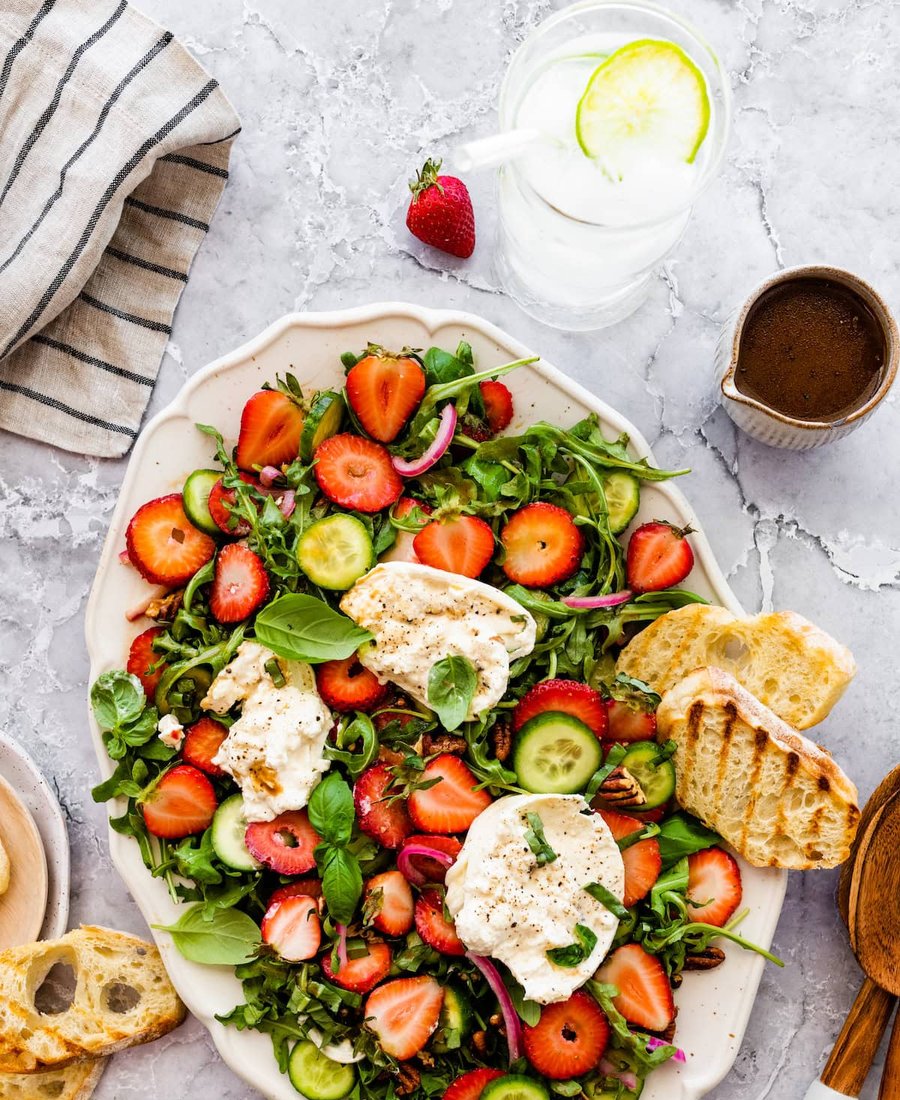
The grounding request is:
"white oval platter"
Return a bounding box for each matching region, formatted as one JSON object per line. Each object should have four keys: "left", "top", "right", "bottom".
{"left": 85, "top": 303, "right": 787, "bottom": 1100}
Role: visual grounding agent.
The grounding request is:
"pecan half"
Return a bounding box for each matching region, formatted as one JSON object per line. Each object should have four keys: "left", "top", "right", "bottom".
{"left": 650, "top": 1012, "right": 678, "bottom": 1044}
{"left": 395, "top": 1065, "right": 421, "bottom": 1096}
{"left": 144, "top": 588, "right": 184, "bottom": 621}
{"left": 422, "top": 732, "right": 467, "bottom": 756}
{"left": 377, "top": 744, "right": 407, "bottom": 767}
{"left": 596, "top": 765, "right": 646, "bottom": 808}
{"left": 490, "top": 719, "right": 513, "bottom": 763}
{"left": 472, "top": 1030, "right": 488, "bottom": 1055}
{"left": 683, "top": 946, "right": 726, "bottom": 971}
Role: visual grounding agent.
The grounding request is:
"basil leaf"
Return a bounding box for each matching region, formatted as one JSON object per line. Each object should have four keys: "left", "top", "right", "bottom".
{"left": 423, "top": 345, "right": 474, "bottom": 387}
{"left": 427, "top": 655, "right": 477, "bottom": 731}
{"left": 584, "top": 881, "right": 629, "bottom": 921}
{"left": 524, "top": 811, "right": 557, "bottom": 865}
{"left": 91, "top": 670, "right": 146, "bottom": 731}
{"left": 154, "top": 904, "right": 260, "bottom": 965}
{"left": 616, "top": 822, "right": 661, "bottom": 852}
{"left": 507, "top": 975, "right": 541, "bottom": 1026}
{"left": 308, "top": 772, "right": 355, "bottom": 846}
{"left": 546, "top": 924, "right": 598, "bottom": 967}
{"left": 318, "top": 846, "right": 363, "bottom": 926}
{"left": 656, "top": 812, "right": 721, "bottom": 869}
{"left": 253, "top": 594, "right": 372, "bottom": 664}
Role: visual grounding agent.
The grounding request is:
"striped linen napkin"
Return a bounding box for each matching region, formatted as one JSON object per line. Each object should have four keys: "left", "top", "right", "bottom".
{"left": 0, "top": 0, "right": 240, "bottom": 458}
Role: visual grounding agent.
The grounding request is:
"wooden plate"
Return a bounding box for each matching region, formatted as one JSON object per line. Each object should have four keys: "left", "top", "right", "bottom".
{"left": 0, "top": 772, "right": 48, "bottom": 949}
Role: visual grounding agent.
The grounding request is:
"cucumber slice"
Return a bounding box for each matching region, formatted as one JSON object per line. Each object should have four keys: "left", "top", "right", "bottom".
{"left": 297, "top": 514, "right": 374, "bottom": 590}
{"left": 619, "top": 741, "right": 676, "bottom": 809}
{"left": 602, "top": 471, "right": 640, "bottom": 535}
{"left": 288, "top": 1040, "right": 355, "bottom": 1100}
{"left": 576, "top": 39, "right": 710, "bottom": 173}
{"left": 211, "top": 794, "right": 261, "bottom": 871}
{"left": 431, "top": 982, "right": 473, "bottom": 1053}
{"left": 514, "top": 713, "right": 602, "bottom": 795}
{"left": 482, "top": 1076, "right": 550, "bottom": 1100}
{"left": 300, "top": 390, "right": 344, "bottom": 462}
{"left": 182, "top": 469, "right": 222, "bottom": 536}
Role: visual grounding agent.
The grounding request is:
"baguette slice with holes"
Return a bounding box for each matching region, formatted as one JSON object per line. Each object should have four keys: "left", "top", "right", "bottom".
{"left": 616, "top": 604, "right": 856, "bottom": 729}
{"left": 0, "top": 926, "right": 185, "bottom": 1074}
{"left": 0, "top": 1058, "right": 107, "bottom": 1099}
{"left": 656, "top": 667, "right": 859, "bottom": 869}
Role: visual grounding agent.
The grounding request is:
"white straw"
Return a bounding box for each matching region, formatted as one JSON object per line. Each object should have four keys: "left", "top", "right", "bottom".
{"left": 454, "top": 128, "right": 545, "bottom": 172}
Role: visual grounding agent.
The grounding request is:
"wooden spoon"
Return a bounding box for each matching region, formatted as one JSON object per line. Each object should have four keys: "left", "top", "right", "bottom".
{"left": 0, "top": 772, "right": 48, "bottom": 949}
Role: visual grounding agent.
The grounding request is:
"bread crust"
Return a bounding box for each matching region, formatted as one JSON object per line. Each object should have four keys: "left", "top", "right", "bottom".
{"left": 0, "top": 1057, "right": 107, "bottom": 1099}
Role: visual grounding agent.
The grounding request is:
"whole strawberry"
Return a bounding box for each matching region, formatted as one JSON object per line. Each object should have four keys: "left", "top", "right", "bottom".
{"left": 406, "top": 158, "right": 475, "bottom": 259}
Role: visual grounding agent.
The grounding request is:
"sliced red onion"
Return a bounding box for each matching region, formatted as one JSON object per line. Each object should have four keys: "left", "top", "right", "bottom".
{"left": 645, "top": 1036, "right": 687, "bottom": 1063}
{"left": 119, "top": 549, "right": 132, "bottom": 566}
{"left": 397, "top": 843, "right": 454, "bottom": 886}
{"left": 260, "top": 465, "right": 282, "bottom": 487}
{"left": 599, "top": 1058, "right": 639, "bottom": 1089}
{"left": 466, "top": 952, "right": 523, "bottom": 1065}
{"left": 563, "top": 590, "right": 633, "bottom": 610}
{"left": 335, "top": 922, "right": 349, "bottom": 969}
{"left": 391, "top": 403, "right": 457, "bottom": 477}
{"left": 278, "top": 490, "right": 296, "bottom": 518}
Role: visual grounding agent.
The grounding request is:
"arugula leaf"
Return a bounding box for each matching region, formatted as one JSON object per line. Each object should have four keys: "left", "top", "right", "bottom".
{"left": 172, "top": 829, "right": 224, "bottom": 886}
{"left": 546, "top": 923, "right": 598, "bottom": 967}
{"left": 586, "top": 981, "right": 677, "bottom": 1073}
{"left": 656, "top": 812, "right": 722, "bottom": 869}
{"left": 254, "top": 594, "right": 372, "bottom": 664}
{"left": 523, "top": 811, "right": 557, "bottom": 865}
{"left": 427, "top": 655, "right": 477, "bottom": 731}
{"left": 308, "top": 773, "right": 355, "bottom": 846}
{"left": 584, "top": 881, "right": 630, "bottom": 920}
{"left": 318, "top": 846, "right": 363, "bottom": 926}
{"left": 155, "top": 904, "right": 260, "bottom": 965}
{"left": 324, "top": 713, "right": 380, "bottom": 778}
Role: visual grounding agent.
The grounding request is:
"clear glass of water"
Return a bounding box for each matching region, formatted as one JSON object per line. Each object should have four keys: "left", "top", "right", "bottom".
{"left": 494, "top": 0, "right": 731, "bottom": 331}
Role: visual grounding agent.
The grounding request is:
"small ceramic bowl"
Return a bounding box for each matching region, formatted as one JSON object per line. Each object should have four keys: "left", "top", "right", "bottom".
{"left": 716, "top": 264, "right": 898, "bottom": 449}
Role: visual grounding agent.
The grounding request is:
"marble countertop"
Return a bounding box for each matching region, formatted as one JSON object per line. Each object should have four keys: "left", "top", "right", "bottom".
{"left": 1, "top": 0, "right": 898, "bottom": 1096}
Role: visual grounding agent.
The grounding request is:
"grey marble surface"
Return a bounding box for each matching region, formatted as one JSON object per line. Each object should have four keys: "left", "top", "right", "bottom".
{"left": 1, "top": 0, "right": 898, "bottom": 1096}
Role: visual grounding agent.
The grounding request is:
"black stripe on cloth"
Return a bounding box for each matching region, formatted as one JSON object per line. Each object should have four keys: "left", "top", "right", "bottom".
{"left": 0, "top": 32, "right": 174, "bottom": 277}
{"left": 0, "top": 378, "right": 137, "bottom": 437}
{"left": 79, "top": 292, "right": 172, "bottom": 333}
{"left": 0, "top": 0, "right": 128, "bottom": 209}
{"left": 159, "top": 152, "right": 228, "bottom": 179}
{"left": 31, "top": 333, "right": 154, "bottom": 386}
{"left": 0, "top": 79, "right": 218, "bottom": 358}
{"left": 124, "top": 196, "right": 209, "bottom": 231}
{"left": 0, "top": 0, "right": 57, "bottom": 107}
{"left": 106, "top": 246, "right": 187, "bottom": 283}
{"left": 197, "top": 127, "right": 241, "bottom": 145}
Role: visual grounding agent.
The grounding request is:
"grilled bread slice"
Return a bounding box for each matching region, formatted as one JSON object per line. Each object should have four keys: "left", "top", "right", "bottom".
{"left": 616, "top": 603, "right": 856, "bottom": 729}
{"left": 0, "top": 1059, "right": 107, "bottom": 1099}
{"left": 0, "top": 926, "right": 185, "bottom": 1074}
{"left": 656, "top": 667, "right": 859, "bottom": 869}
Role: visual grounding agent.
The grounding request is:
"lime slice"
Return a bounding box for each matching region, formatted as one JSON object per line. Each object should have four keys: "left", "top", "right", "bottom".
{"left": 575, "top": 38, "right": 710, "bottom": 174}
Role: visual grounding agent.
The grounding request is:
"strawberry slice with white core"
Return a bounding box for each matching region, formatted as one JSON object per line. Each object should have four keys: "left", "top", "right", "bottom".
{"left": 354, "top": 763, "right": 414, "bottom": 849}
{"left": 686, "top": 847, "right": 742, "bottom": 926}
{"left": 262, "top": 894, "right": 321, "bottom": 961}
{"left": 245, "top": 809, "right": 321, "bottom": 875}
{"left": 408, "top": 754, "right": 491, "bottom": 834}
{"left": 126, "top": 494, "right": 216, "bottom": 586}
{"left": 141, "top": 765, "right": 217, "bottom": 839}
{"left": 594, "top": 942, "right": 675, "bottom": 1032}
{"left": 414, "top": 889, "right": 466, "bottom": 956}
{"left": 364, "top": 870, "right": 414, "bottom": 936}
{"left": 209, "top": 543, "right": 270, "bottom": 623}
{"left": 322, "top": 940, "right": 392, "bottom": 993}
{"left": 236, "top": 389, "right": 305, "bottom": 471}
{"left": 364, "top": 975, "right": 444, "bottom": 1060}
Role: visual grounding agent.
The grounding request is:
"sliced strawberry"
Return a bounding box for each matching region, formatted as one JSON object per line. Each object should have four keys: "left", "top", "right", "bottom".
{"left": 126, "top": 494, "right": 216, "bottom": 586}
{"left": 594, "top": 943, "right": 675, "bottom": 1032}
{"left": 209, "top": 543, "right": 270, "bottom": 623}
{"left": 354, "top": 763, "right": 414, "bottom": 849}
{"left": 629, "top": 803, "right": 669, "bottom": 825}
{"left": 322, "top": 940, "right": 392, "bottom": 993}
{"left": 236, "top": 389, "right": 305, "bottom": 471}
{"left": 315, "top": 657, "right": 389, "bottom": 713}
{"left": 181, "top": 716, "right": 229, "bottom": 777}
{"left": 458, "top": 414, "right": 492, "bottom": 444}
{"left": 346, "top": 352, "right": 426, "bottom": 443}
{"left": 261, "top": 894, "right": 321, "bottom": 962}
{"left": 403, "top": 834, "right": 462, "bottom": 884}
{"left": 207, "top": 473, "right": 257, "bottom": 536}
{"left": 364, "top": 870, "right": 414, "bottom": 936}
{"left": 364, "top": 975, "right": 444, "bottom": 1060}
{"left": 141, "top": 765, "right": 217, "bottom": 839}
{"left": 500, "top": 502, "right": 583, "bottom": 588}
{"left": 513, "top": 679, "right": 608, "bottom": 739}
{"left": 126, "top": 626, "right": 166, "bottom": 700}
{"left": 626, "top": 521, "right": 695, "bottom": 594}
{"left": 480, "top": 380, "right": 513, "bottom": 433}
{"left": 245, "top": 809, "right": 321, "bottom": 875}
{"left": 597, "top": 809, "right": 662, "bottom": 908}
{"left": 686, "top": 847, "right": 742, "bottom": 927}
{"left": 413, "top": 515, "right": 494, "bottom": 578}
{"left": 415, "top": 889, "right": 465, "bottom": 956}
{"left": 381, "top": 497, "right": 433, "bottom": 564}
{"left": 269, "top": 878, "right": 323, "bottom": 908}
{"left": 408, "top": 755, "right": 491, "bottom": 834}
{"left": 373, "top": 692, "right": 420, "bottom": 734}
{"left": 314, "top": 434, "right": 403, "bottom": 513}
{"left": 444, "top": 1069, "right": 506, "bottom": 1100}
{"left": 523, "top": 990, "right": 610, "bottom": 1079}
{"left": 606, "top": 700, "right": 657, "bottom": 744}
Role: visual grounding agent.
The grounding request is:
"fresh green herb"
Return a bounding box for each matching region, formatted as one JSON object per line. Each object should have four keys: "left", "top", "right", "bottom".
{"left": 91, "top": 671, "right": 158, "bottom": 760}
{"left": 308, "top": 773, "right": 363, "bottom": 925}
{"left": 427, "top": 655, "right": 477, "bottom": 731}
{"left": 616, "top": 822, "right": 661, "bottom": 852}
{"left": 546, "top": 923, "right": 598, "bottom": 967}
{"left": 264, "top": 657, "right": 286, "bottom": 687}
{"left": 506, "top": 975, "right": 541, "bottom": 1026}
{"left": 154, "top": 904, "right": 261, "bottom": 965}
{"left": 584, "top": 882, "right": 630, "bottom": 921}
{"left": 308, "top": 773, "right": 355, "bottom": 846}
{"left": 656, "top": 812, "right": 722, "bottom": 869}
{"left": 652, "top": 739, "right": 678, "bottom": 766}
{"left": 253, "top": 594, "right": 372, "bottom": 664}
{"left": 523, "top": 811, "right": 558, "bottom": 865}
{"left": 585, "top": 743, "right": 627, "bottom": 801}
{"left": 325, "top": 713, "right": 380, "bottom": 778}
{"left": 587, "top": 981, "right": 678, "bottom": 1074}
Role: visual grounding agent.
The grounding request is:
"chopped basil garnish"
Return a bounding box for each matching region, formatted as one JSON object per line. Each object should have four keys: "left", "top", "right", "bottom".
{"left": 546, "top": 923, "right": 598, "bottom": 967}
{"left": 584, "top": 881, "right": 630, "bottom": 921}
{"left": 264, "top": 657, "right": 286, "bottom": 687}
{"left": 524, "top": 811, "right": 558, "bottom": 865}
{"left": 616, "top": 822, "right": 661, "bottom": 852}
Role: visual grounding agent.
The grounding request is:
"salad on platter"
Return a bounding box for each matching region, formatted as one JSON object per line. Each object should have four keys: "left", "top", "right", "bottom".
{"left": 91, "top": 341, "right": 780, "bottom": 1100}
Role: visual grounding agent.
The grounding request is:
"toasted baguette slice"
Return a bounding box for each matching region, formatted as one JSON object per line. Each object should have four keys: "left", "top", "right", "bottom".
{"left": 656, "top": 667, "right": 859, "bottom": 869}
{"left": 616, "top": 604, "right": 856, "bottom": 729}
{"left": 0, "top": 835, "right": 8, "bottom": 895}
{"left": 0, "top": 1059, "right": 106, "bottom": 1099}
{"left": 0, "top": 926, "right": 185, "bottom": 1074}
